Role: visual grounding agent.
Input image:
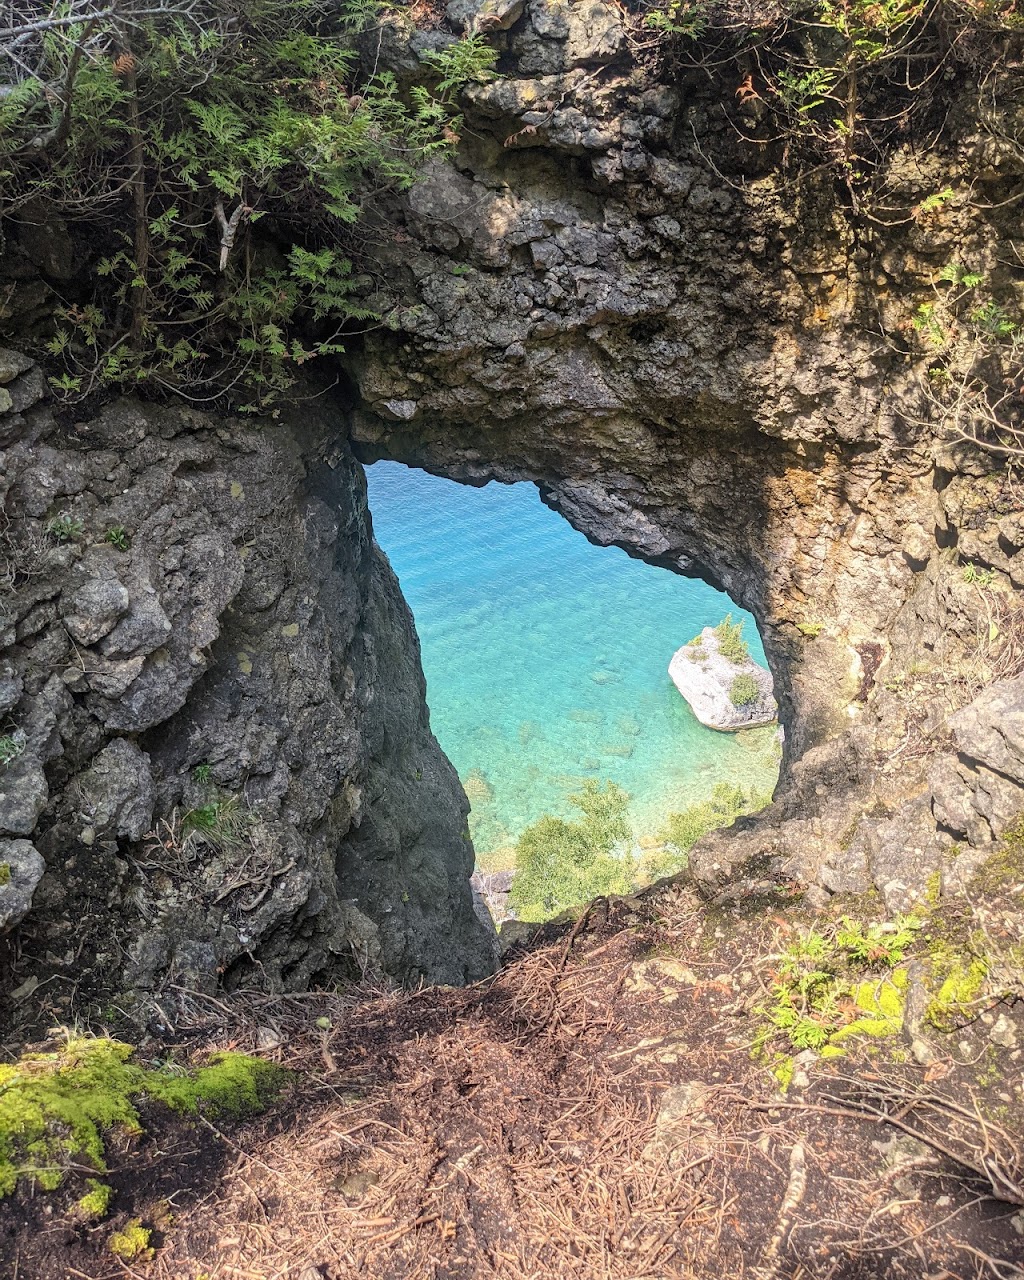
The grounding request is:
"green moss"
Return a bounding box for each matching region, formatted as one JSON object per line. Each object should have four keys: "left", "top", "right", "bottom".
{"left": 924, "top": 869, "right": 942, "bottom": 905}
{"left": 109, "top": 1218, "right": 153, "bottom": 1261}
{"left": 833, "top": 971, "right": 908, "bottom": 1042}
{"left": 970, "top": 815, "right": 1024, "bottom": 895}
{"left": 77, "top": 1178, "right": 114, "bottom": 1220}
{"left": 925, "top": 955, "right": 988, "bottom": 1030}
{"left": 0, "top": 1038, "right": 286, "bottom": 1197}
{"left": 771, "top": 1055, "right": 794, "bottom": 1091}
{"left": 0, "top": 863, "right": 10, "bottom": 886}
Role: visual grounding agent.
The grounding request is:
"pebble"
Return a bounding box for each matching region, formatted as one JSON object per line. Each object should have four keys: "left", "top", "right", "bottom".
{"left": 256, "top": 1027, "right": 283, "bottom": 1051}
{"left": 989, "top": 1013, "right": 1018, "bottom": 1050}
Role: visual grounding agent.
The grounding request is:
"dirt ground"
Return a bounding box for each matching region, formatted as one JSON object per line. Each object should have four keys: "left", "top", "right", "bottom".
{"left": 1, "top": 882, "right": 1023, "bottom": 1279}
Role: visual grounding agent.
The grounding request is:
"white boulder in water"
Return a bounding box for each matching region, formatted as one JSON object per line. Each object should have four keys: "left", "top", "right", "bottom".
{"left": 669, "top": 623, "right": 777, "bottom": 732}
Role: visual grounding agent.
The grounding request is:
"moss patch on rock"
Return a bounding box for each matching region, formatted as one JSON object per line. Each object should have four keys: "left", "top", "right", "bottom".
{"left": 754, "top": 915, "right": 921, "bottom": 1071}
{"left": 0, "top": 1037, "right": 286, "bottom": 1199}
{"left": 109, "top": 1217, "right": 153, "bottom": 1261}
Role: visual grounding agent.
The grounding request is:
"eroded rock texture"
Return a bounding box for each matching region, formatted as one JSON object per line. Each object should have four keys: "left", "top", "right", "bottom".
{"left": 0, "top": 358, "right": 496, "bottom": 1022}
{"left": 350, "top": 4, "right": 1024, "bottom": 908}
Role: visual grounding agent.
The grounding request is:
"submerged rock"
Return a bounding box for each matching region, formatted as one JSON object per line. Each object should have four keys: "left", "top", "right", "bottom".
{"left": 668, "top": 627, "right": 777, "bottom": 733}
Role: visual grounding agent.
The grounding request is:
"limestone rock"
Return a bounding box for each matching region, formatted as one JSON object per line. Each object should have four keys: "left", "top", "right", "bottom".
{"left": 63, "top": 573, "right": 131, "bottom": 646}
{"left": 474, "top": 0, "right": 526, "bottom": 31}
{"left": 565, "top": 0, "right": 624, "bottom": 67}
{"left": 75, "top": 738, "right": 155, "bottom": 841}
{"left": 865, "top": 794, "right": 948, "bottom": 912}
{"left": 990, "top": 1012, "right": 1018, "bottom": 1049}
{"left": 949, "top": 674, "right": 1024, "bottom": 785}
{"left": 0, "top": 664, "right": 23, "bottom": 717}
{"left": 668, "top": 627, "right": 777, "bottom": 732}
{"left": 0, "top": 754, "right": 47, "bottom": 836}
{"left": 0, "top": 381, "right": 497, "bottom": 1012}
{"left": 0, "top": 349, "right": 33, "bottom": 385}
{"left": 0, "top": 839, "right": 45, "bottom": 931}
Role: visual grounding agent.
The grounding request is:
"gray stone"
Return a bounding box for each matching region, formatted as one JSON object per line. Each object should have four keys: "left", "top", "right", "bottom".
{"left": 0, "top": 840, "right": 45, "bottom": 931}
{"left": 990, "top": 1012, "right": 1018, "bottom": 1049}
{"left": 0, "top": 664, "right": 23, "bottom": 717}
{"left": 859, "top": 795, "right": 946, "bottom": 911}
{"left": 0, "top": 755, "right": 47, "bottom": 836}
{"left": 530, "top": 0, "right": 570, "bottom": 39}
{"left": 950, "top": 674, "right": 1024, "bottom": 785}
{"left": 63, "top": 574, "right": 131, "bottom": 646}
{"left": 99, "top": 592, "right": 172, "bottom": 658}
{"left": 381, "top": 398, "right": 420, "bottom": 422}
{"left": 473, "top": 0, "right": 526, "bottom": 31}
{"left": 75, "top": 738, "right": 155, "bottom": 841}
{"left": 0, "top": 349, "right": 33, "bottom": 385}
{"left": 565, "top": 0, "right": 623, "bottom": 66}
{"left": 668, "top": 626, "right": 777, "bottom": 732}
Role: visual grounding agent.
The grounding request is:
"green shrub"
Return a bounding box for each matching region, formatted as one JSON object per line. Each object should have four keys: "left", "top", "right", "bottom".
{"left": 729, "top": 674, "right": 759, "bottom": 707}
{"left": 104, "top": 526, "right": 131, "bottom": 552}
{"left": 181, "top": 795, "right": 246, "bottom": 851}
{"left": 510, "top": 781, "right": 633, "bottom": 922}
{"left": 662, "top": 782, "right": 768, "bottom": 857}
{"left": 3, "top": 2, "right": 486, "bottom": 410}
{"left": 714, "top": 614, "right": 749, "bottom": 664}
{"left": 45, "top": 513, "right": 83, "bottom": 543}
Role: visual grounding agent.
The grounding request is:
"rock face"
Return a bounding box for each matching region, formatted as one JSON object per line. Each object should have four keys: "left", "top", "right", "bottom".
{"left": 1, "top": 3, "right": 1023, "bottom": 1007}
{"left": 668, "top": 628, "right": 777, "bottom": 733}
{"left": 0, "top": 354, "right": 496, "bottom": 1022}
{"left": 347, "top": 6, "right": 1024, "bottom": 908}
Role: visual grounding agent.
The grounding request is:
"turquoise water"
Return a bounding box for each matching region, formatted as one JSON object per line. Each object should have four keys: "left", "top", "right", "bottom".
{"left": 365, "top": 462, "right": 779, "bottom": 862}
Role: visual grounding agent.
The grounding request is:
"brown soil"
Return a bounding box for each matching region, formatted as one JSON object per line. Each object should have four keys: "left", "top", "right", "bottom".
{"left": 1, "top": 884, "right": 1022, "bottom": 1279}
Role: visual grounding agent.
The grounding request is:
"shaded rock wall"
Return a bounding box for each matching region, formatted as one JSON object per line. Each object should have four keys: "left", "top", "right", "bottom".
{"left": 349, "top": 4, "right": 1024, "bottom": 910}
{"left": 0, "top": 356, "right": 496, "bottom": 1026}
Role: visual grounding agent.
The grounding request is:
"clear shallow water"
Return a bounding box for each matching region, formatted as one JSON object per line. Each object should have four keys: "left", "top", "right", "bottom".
{"left": 365, "top": 462, "right": 779, "bottom": 863}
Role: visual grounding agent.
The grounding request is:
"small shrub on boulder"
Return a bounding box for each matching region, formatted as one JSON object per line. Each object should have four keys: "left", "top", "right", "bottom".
{"left": 729, "top": 674, "right": 759, "bottom": 707}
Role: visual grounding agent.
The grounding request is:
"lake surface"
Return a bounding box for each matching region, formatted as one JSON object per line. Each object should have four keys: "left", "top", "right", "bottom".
{"left": 365, "top": 461, "right": 779, "bottom": 863}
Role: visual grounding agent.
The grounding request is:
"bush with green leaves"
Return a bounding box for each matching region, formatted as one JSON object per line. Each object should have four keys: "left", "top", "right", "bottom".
{"left": 509, "top": 781, "right": 634, "bottom": 922}
{"left": 713, "top": 614, "right": 749, "bottom": 664}
{"left": 1, "top": 2, "right": 493, "bottom": 410}
{"left": 729, "top": 674, "right": 759, "bottom": 707}
{"left": 661, "top": 782, "right": 768, "bottom": 860}
{"left": 634, "top": 0, "right": 1022, "bottom": 215}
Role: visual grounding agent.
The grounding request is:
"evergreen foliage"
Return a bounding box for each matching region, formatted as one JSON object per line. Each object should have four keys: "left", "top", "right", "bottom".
{"left": 713, "top": 614, "right": 749, "bottom": 664}
{"left": 753, "top": 915, "right": 923, "bottom": 1077}
{"left": 661, "top": 781, "right": 767, "bottom": 861}
{"left": 728, "top": 673, "right": 759, "bottom": 707}
{"left": 510, "top": 781, "right": 633, "bottom": 922}
{"left": 637, "top": 0, "right": 1023, "bottom": 213}
{"left": 1, "top": 2, "right": 489, "bottom": 408}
